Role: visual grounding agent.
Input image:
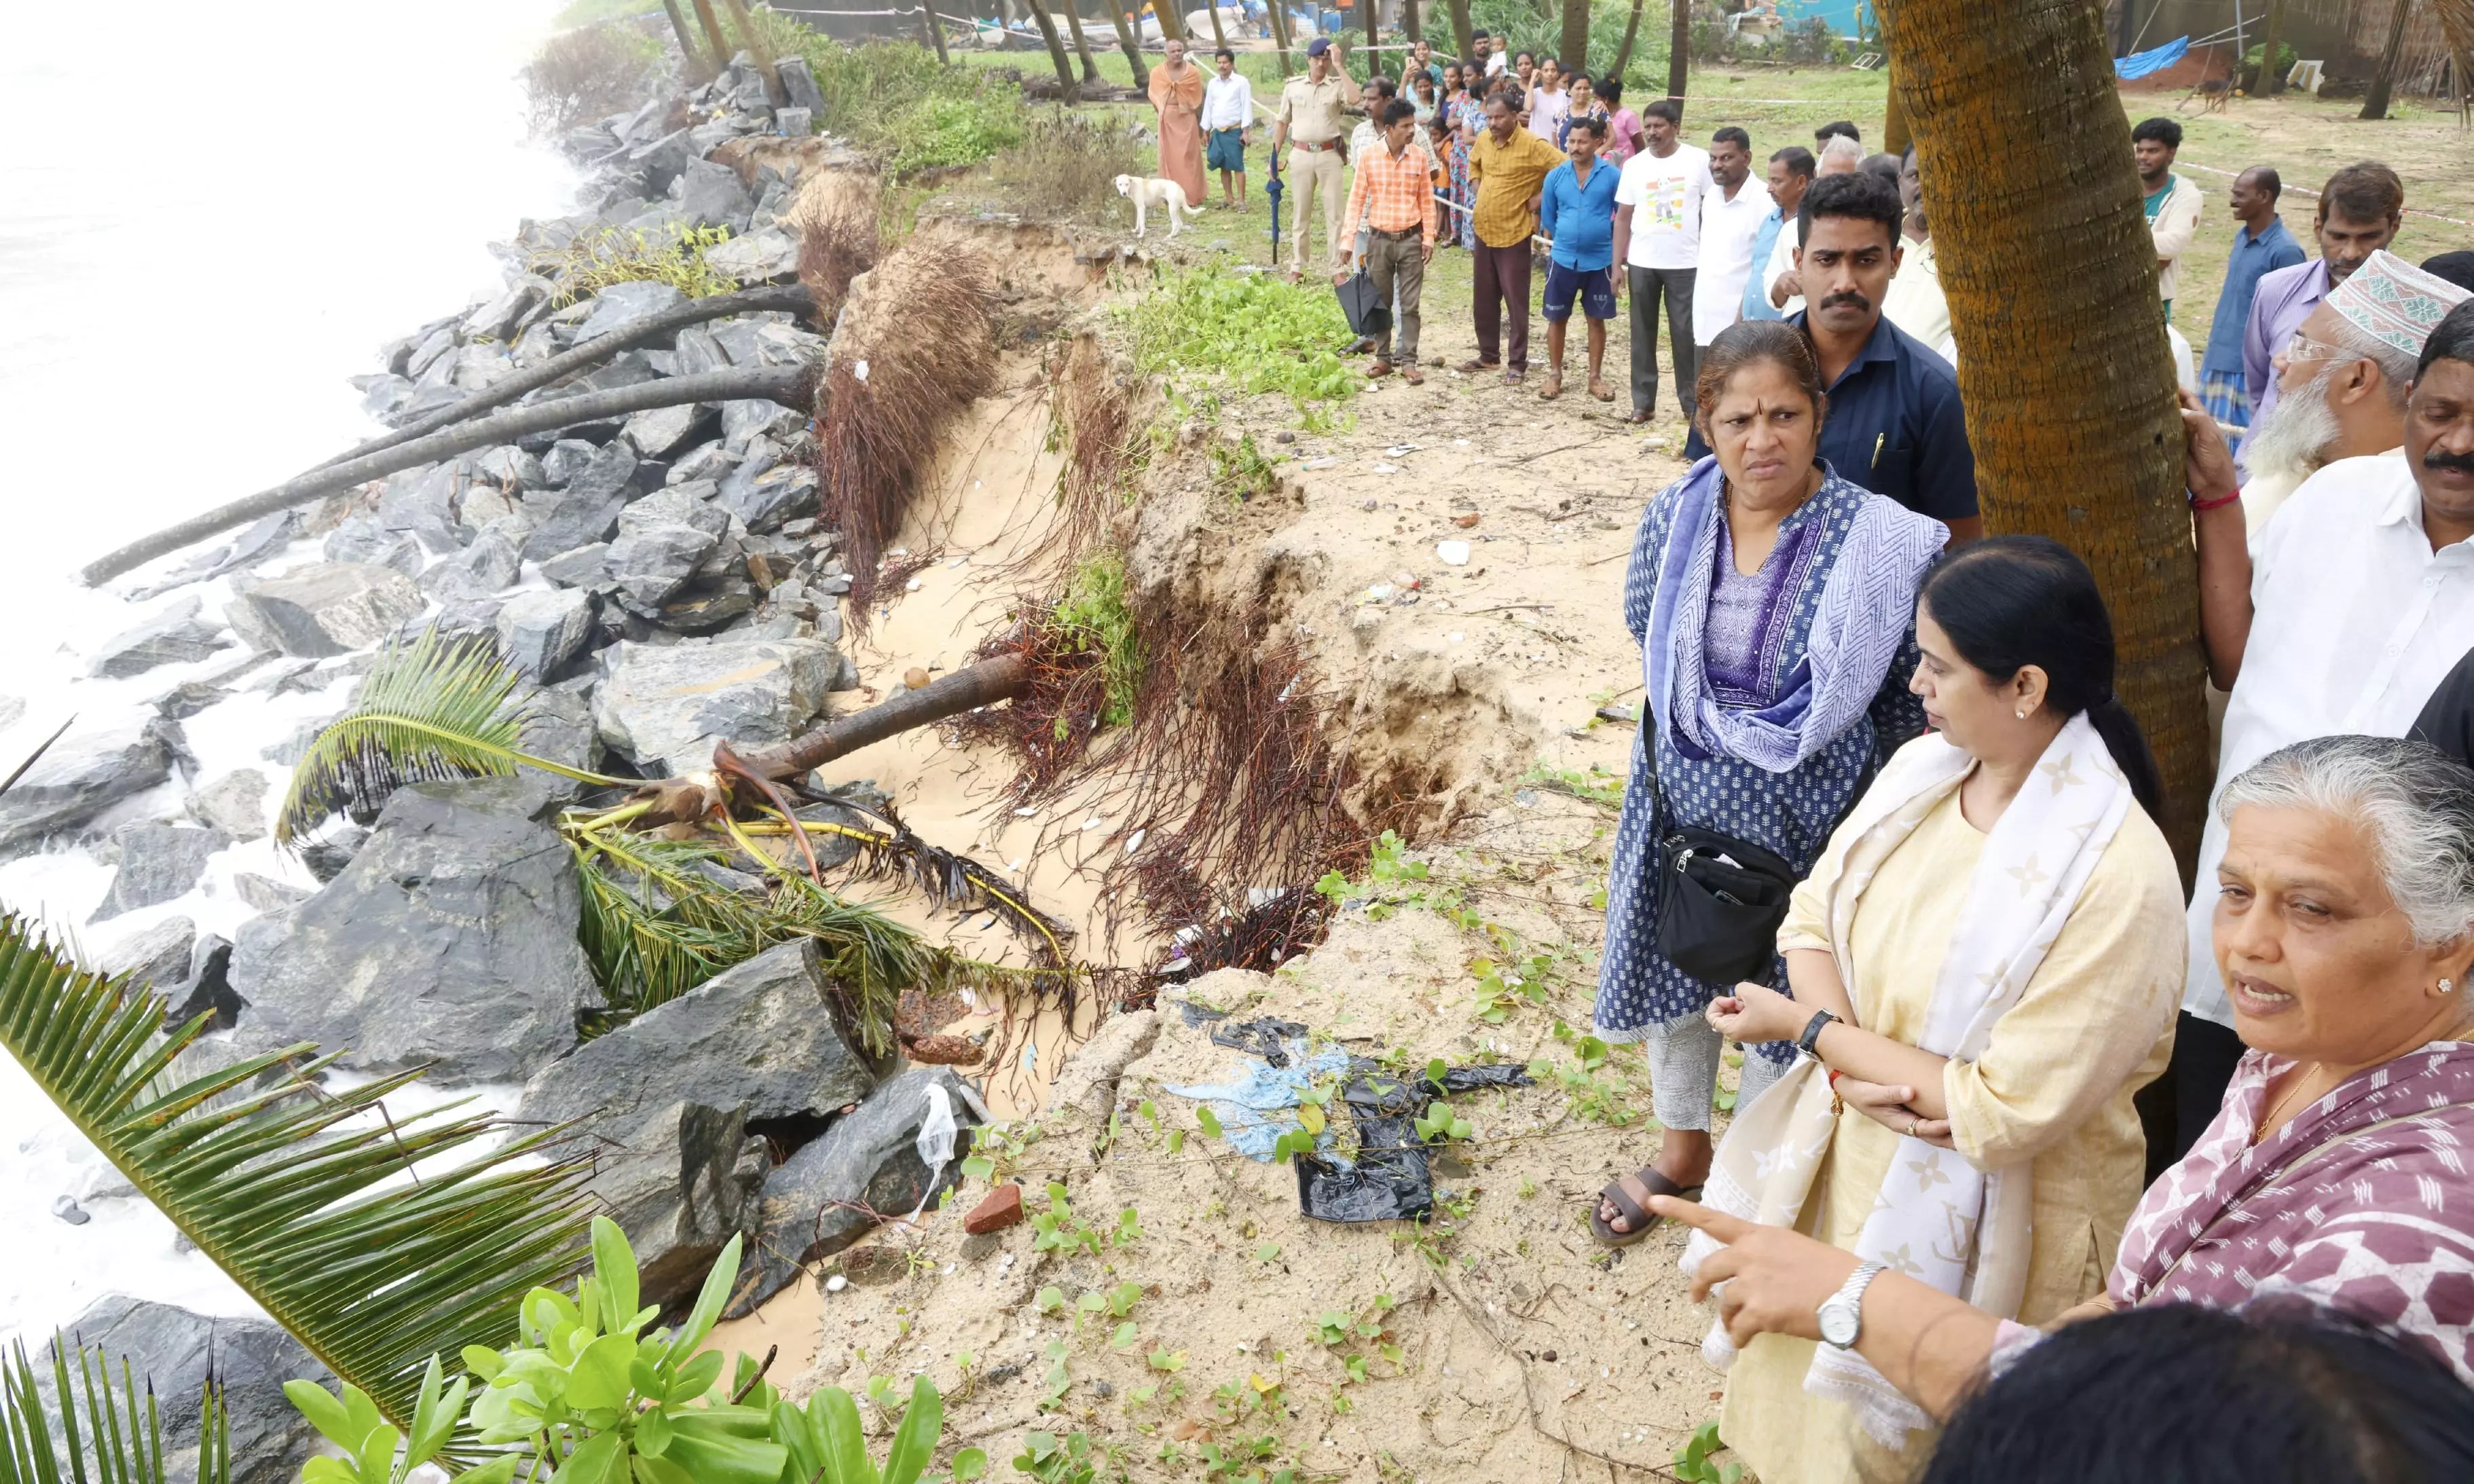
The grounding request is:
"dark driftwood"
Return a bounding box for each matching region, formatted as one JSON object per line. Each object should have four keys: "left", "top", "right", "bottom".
{"left": 80, "top": 363, "right": 813, "bottom": 588}
{"left": 320, "top": 282, "right": 814, "bottom": 472}
{"left": 741, "top": 654, "right": 1032, "bottom": 779}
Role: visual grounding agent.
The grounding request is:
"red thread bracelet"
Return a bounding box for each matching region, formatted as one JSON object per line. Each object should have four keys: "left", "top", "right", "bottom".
{"left": 2189, "top": 488, "right": 2242, "bottom": 512}
{"left": 1826, "top": 1067, "right": 1844, "bottom": 1089}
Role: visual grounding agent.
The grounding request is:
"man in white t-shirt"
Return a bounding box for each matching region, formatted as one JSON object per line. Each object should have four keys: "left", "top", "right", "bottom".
{"left": 1692, "top": 126, "right": 1767, "bottom": 354}
{"left": 1610, "top": 98, "right": 1710, "bottom": 424}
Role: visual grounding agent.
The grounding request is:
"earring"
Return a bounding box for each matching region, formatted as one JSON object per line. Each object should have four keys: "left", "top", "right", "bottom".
{"left": 2015, "top": 709, "right": 2027, "bottom": 720}
{"left": 2444, "top": 979, "right": 2458, "bottom": 995}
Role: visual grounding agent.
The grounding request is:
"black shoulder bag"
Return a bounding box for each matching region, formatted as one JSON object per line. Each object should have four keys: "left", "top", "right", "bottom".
{"left": 1649, "top": 761, "right": 1802, "bottom": 986}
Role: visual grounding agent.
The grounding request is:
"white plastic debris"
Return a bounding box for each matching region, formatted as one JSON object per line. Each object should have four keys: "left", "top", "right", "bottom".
{"left": 853, "top": 359, "right": 870, "bottom": 382}
{"left": 1384, "top": 443, "right": 1420, "bottom": 457}
{"left": 1081, "top": 815, "right": 1105, "bottom": 831}
{"left": 1014, "top": 806, "right": 1037, "bottom": 817}
{"left": 1447, "top": 631, "right": 1465, "bottom": 643}
{"left": 905, "top": 578, "right": 923, "bottom": 592}
{"left": 1437, "top": 540, "right": 1472, "bottom": 566}
{"left": 1122, "top": 828, "right": 1145, "bottom": 857}
{"left": 1303, "top": 457, "right": 1338, "bottom": 470}
{"left": 915, "top": 1083, "right": 959, "bottom": 1182}
{"left": 826, "top": 1274, "right": 849, "bottom": 1293}
{"left": 1371, "top": 463, "right": 1399, "bottom": 475}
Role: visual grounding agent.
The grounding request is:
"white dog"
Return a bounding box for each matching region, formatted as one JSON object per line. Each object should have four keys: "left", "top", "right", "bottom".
{"left": 1113, "top": 174, "right": 1204, "bottom": 240}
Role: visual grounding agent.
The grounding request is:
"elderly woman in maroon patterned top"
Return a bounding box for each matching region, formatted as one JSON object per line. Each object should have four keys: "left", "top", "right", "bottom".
{"left": 1649, "top": 732, "right": 2474, "bottom": 1416}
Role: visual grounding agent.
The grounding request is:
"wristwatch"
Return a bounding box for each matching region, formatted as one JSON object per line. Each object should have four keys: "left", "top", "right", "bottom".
{"left": 1796, "top": 1008, "right": 1839, "bottom": 1060}
{"left": 1817, "top": 1261, "right": 1885, "bottom": 1350}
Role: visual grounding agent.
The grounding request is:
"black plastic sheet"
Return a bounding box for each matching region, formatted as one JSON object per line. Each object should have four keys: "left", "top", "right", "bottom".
{"left": 1293, "top": 1058, "right": 1534, "bottom": 1225}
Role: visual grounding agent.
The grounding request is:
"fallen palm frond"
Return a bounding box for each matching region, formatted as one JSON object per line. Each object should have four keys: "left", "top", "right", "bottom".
{"left": 791, "top": 168, "right": 882, "bottom": 315}
{"left": 3, "top": 1334, "right": 231, "bottom": 1484}
{"left": 816, "top": 227, "right": 999, "bottom": 623}
{"left": 0, "top": 911, "right": 589, "bottom": 1441}
{"left": 274, "top": 629, "right": 632, "bottom": 846}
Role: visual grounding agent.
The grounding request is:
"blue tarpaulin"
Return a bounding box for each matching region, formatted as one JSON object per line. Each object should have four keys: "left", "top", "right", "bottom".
{"left": 2115, "top": 36, "right": 2191, "bottom": 81}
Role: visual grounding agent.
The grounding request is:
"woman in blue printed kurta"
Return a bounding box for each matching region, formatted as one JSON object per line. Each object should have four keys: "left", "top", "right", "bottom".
{"left": 1589, "top": 321, "right": 1944, "bottom": 1245}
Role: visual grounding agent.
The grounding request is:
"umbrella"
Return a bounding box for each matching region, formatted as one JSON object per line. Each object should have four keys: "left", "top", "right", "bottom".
{"left": 1266, "top": 152, "right": 1284, "bottom": 265}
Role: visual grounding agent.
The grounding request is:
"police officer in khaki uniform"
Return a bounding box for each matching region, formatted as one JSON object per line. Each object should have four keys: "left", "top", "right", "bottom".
{"left": 1274, "top": 37, "right": 1353, "bottom": 280}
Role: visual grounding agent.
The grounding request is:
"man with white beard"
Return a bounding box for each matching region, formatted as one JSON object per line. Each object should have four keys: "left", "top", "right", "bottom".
{"left": 2143, "top": 285, "right": 2474, "bottom": 1174}
{"left": 2234, "top": 251, "right": 2467, "bottom": 536}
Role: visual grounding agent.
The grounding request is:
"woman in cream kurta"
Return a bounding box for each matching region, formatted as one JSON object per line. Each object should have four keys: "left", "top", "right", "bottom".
{"left": 1717, "top": 779, "right": 2185, "bottom": 1484}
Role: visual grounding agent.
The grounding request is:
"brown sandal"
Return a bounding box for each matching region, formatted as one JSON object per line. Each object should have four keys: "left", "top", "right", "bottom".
{"left": 1589, "top": 377, "right": 1615, "bottom": 402}
{"left": 1537, "top": 372, "right": 1563, "bottom": 401}
{"left": 1589, "top": 1166, "right": 1703, "bottom": 1247}
{"left": 1458, "top": 357, "right": 1500, "bottom": 374}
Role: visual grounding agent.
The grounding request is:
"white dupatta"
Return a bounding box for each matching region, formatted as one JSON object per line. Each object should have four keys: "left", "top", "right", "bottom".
{"left": 1680, "top": 713, "right": 2133, "bottom": 1445}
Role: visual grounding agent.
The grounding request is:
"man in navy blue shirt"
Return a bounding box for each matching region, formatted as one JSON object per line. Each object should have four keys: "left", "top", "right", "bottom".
{"left": 1686, "top": 170, "right": 1980, "bottom": 542}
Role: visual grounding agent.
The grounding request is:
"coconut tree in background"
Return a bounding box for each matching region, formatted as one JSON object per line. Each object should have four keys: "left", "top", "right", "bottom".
{"left": 1362, "top": 0, "right": 1378, "bottom": 65}
{"left": 1666, "top": 0, "right": 1689, "bottom": 108}
{"left": 1405, "top": 0, "right": 1422, "bottom": 45}
{"left": 1875, "top": 0, "right": 2209, "bottom": 864}
{"left": 1447, "top": 0, "right": 1476, "bottom": 58}
{"left": 1060, "top": 0, "right": 1107, "bottom": 84}
{"left": 2360, "top": 0, "right": 2416, "bottom": 119}
{"left": 688, "top": 0, "right": 735, "bottom": 71}
{"left": 718, "top": 0, "right": 781, "bottom": 85}
{"left": 1562, "top": 0, "right": 1593, "bottom": 78}
{"left": 659, "top": 0, "right": 716, "bottom": 82}
{"left": 1024, "top": 0, "right": 1082, "bottom": 96}
{"left": 1610, "top": 0, "right": 1648, "bottom": 79}
{"left": 2255, "top": 0, "right": 2289, "bottom": 92}
{"left": 1109, "top": 2, "right": 1149, "bottom": 84}
{"left": 1267, "top": 0, "right": 1296, "bottom": 73}
{"left": 1881, "top": 56, "right": 1911, "bottom": 155}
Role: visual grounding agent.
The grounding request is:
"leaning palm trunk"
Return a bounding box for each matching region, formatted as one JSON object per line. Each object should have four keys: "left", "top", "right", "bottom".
{"left": 1881, "top": 54, "right": 1911, "bottom": 155}
{"left": 1560, "top": 0, "right": 1591, "bottom": 77}
{"left": 2361, "top": 0, "right": 2416, "bottom": 120}
{"left": 1875, "top": 0, "right": 2207, "bottom": 866}
{"left": 1109, "top": 3, "right": 1147, "bottom": 83}
{"left": 1609, "top": 0, "right": 1644, "bottom": 78}
{"left": 1023, "top": 0, "right": 1082, "bottom": 96}
{"left": 688, "top": 0, "right": 735, "bottom": 65}
{"left": 659, "top": 0, "right": 716, "bottom": 81}
{"left": 2443, "top": 0, "right": 2474, "bottom": 124}
{"left": 1206, "top": 0, "right": 1229, "bottom": 53}
{"left": 718, "top": 0, "right": 780, "bottom": 86}
{"left": 1061, "top": 0, "right": 1105, "bottom": 83}
{"left": 80, "top": 363, "right": 813, "bottom": 588}
{"left": 1266, "top": 0, "right": 1295, "bottom": 73}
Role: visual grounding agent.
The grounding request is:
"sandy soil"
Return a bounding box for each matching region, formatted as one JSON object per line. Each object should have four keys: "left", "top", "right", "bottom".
{"left": 707, "top": 213, "right": 1760, "bottom": 1480}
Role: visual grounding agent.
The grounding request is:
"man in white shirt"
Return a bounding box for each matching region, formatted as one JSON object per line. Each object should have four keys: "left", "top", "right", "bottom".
{"left": 2134, "top": 115, "right": 2203, "bottom": 321}
{"left": 2239, "top": 251, "right": 2467, "bottom": 536}
{"left": 1610, "top": 98, "right": 1710, "bottom": 424}
{"left": 2156, "top": 294, "right": 2474, "bottom": 1169}
{"left": 1200, "top": 47, "right": 1256, "bottom": 209}
{"left": 1881, "top": 144, "right": 1950, "bottom": 350}
{"left": 1691, "top": 126, "right": 1766, "bottom": 354}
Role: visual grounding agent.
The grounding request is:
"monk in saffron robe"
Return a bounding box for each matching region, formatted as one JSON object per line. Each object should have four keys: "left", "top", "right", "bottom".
{"left": 1148, "top": 37, "right": 1207, "bottom": 208}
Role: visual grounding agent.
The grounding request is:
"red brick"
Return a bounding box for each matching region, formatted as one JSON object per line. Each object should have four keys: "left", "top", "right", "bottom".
{"left": 963, "top": 1183, "right": 1023, "bottom": 1234}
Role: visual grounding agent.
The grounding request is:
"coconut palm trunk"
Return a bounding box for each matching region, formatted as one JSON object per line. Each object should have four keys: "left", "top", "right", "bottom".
{"left": 1610, "top": 0, "right": 1644, "bottom": 77}
{"left": 2361, "top": 0, "right": 2417, "bottom": 120}
{"left": 1267, "top": 0, "right": 1295, "bottom": 73}
{"left": 1881, "top": 56, "right": 1911, "bottom": 155}
{"left": 1560, "top": 0, "right": 1591, "bottom": 75}
{"left": 1875, "top": 0, "right": 2207, "bottom": 865}
{"left": 1061, "top": 0, "right": 1106, "bottom": 82}
{"left": 1110, "top": 3, "right": 1149, "bottom": 83}
{"left": 1665, "top": 0, "right": 1688, "bottom": 109}
{"left": 1447, "top": 0, "right": 1475, "bottom": 58}
{"left": 2255, "top": 0, "right": 2288, "bottom": 92}
{"left": 1024, "top": 0, "right": 1083, "bottom": 96}
{"left": 1362, "top": 0, "right": 1379, "bottom": 62}
{"left": 717, "top": 0, "right": 781, "bottom": 86}
{"left": 659, "top": 0, "right": 717, "bottom": 81}
{"left": 1206, "top": 0, "right": 1230, "bottom": 53}
{"left": 1154, "top": 0, "right": 1188, "bottom": 44}
{"left": 921, "top": 0, "right": 955, "bottom": 65}
{"left": 688, "top": 0, "right": 735, "bottom": 67}
{"left": 1404, "top": 0, "right": 1422, "bottom": 44}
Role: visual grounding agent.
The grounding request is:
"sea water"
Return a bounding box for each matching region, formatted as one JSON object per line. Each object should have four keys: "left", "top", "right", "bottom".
{"left": 0, "top": 0, "right": 577, "bottom": 1341}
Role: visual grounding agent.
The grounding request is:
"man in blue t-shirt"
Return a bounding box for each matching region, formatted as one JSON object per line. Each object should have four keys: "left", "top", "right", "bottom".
{"left": 1537, "top": 115, "right": 1623, "bottom": 402}
{"left": 2198, "top": 166, "right": 2306, "bottom": 448}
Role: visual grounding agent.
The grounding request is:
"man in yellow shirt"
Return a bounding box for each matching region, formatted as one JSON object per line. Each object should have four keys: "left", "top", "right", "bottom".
{"left": 1462, "top": 90, "right": 1564, "bottom": 385}
{"left": 1273, "top": 38, "right": 1353, "bottom": 281}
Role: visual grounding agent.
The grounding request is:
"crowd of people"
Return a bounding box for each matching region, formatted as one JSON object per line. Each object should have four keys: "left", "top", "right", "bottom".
{"left": 1147, "top": 41, "right": 2474, "bottom": 1481}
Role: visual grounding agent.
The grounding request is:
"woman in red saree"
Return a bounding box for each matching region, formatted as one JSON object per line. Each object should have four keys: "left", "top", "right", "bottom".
{"left": 1656, "top": 733, "right": 2474, "bottom": 1424}
{"left": 1148, "top": 37, "right": 1207, "bottom": 208}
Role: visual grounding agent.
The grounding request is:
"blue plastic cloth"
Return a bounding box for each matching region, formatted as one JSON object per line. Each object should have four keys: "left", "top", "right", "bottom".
{"left": 1165, "top": 1035, "right": 1352, "bottom": 1162}
{"left": 2115, "top": 37, "right": 2190, "bottom": 81}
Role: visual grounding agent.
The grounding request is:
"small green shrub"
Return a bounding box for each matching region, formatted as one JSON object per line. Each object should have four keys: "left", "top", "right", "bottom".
{"left": 1051, "top": 553, "right": 1141, "bottom": 730}
{"left": 536, "top": 223, "right": 740, "bottom": 305}
{"left": 1122, "top": 265, "right": 1358, "bottom": 415}
{"left": 887, "top": 90, "right": 1027, "bottom": 175}
{"left": 992, "top": 109, "right": 1148, "bottom": 222}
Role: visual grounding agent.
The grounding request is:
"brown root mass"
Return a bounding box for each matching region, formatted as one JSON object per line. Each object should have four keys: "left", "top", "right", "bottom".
{"left": 816, "top": 227, "right": 999, "bottom": 623}
{"left": 792, "top": 167, "right": 882, "bottom": 315}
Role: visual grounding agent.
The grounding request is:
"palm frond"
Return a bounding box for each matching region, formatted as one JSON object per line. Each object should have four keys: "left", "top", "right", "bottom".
{"left": 3, "top": 1333, "right": 221, "bottom": 1484}
{"left": 0, "top": 912, "right": 591, "bottom": 1439}
{"left": 275, "top": 629, "right": 630, "bottom": 846}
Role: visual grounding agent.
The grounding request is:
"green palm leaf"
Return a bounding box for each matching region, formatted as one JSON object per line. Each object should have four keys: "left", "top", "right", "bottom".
{"left": 275, "top": 628, "right": 630, "bottom": 846}
{"left": 0, "top": 912, "right": 591, "bottom": 1439}
{"left": 1, "top": 1333, "right": 227, "bottom": 1484}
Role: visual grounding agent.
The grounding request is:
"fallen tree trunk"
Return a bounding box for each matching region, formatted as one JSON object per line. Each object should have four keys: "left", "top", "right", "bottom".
{"left": 320, "top": 282, "right": 813, "bottom": 473}
{"left": 741, "top": 654, "right": 1033, "bottom": 779}
{"left": 81, "top": 363, "right": 813, "bottom": 588}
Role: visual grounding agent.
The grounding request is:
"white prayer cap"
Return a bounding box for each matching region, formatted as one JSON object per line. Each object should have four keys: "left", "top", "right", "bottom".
{"left": 2324, "top": 248, "right": 2474, "bottom": 360}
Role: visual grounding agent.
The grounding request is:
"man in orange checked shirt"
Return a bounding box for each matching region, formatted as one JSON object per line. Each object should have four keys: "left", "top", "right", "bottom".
{"left": 1340, "top": 98, "right": 1439, "bottom": 385}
